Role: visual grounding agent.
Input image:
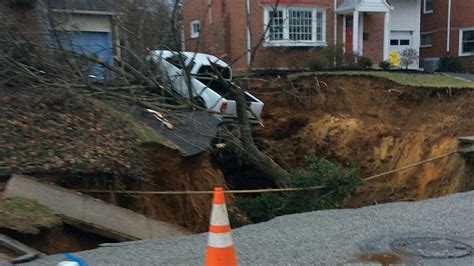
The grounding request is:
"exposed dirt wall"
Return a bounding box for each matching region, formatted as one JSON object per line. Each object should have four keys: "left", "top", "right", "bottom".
{"left": 125, "top": 145, "right": 246, "bottom": 232}
{"left": 253, "top": 75, "right": 474, "bottom": 207}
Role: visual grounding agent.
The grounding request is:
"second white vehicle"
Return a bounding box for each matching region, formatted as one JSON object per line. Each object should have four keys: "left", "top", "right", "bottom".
{"left": 150, "top": 50, "right": 264, "bottom": 123}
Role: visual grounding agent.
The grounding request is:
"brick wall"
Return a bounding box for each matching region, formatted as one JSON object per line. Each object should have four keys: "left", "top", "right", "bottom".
{"left": 420, "top": 0, "right": 474, "bottom": 71}
{"left": 183, "top": 0, "right": 388, "bottom": 70}
{"left": 362, "top": 12, "right": 384, "bottom": 64}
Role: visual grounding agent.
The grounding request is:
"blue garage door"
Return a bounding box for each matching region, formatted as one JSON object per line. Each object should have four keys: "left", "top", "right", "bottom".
{"left": 57, "top": 31, "right": 113, "bottom": 79}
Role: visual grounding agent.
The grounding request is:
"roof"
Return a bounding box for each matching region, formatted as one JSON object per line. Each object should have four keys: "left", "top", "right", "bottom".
{"left": 336, "top": 0, "right": 392, "bottom": 13}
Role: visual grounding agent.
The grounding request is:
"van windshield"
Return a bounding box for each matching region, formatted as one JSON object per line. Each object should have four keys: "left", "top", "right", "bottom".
{"left": 165, "top": 54, "right": 195, "bottom": 70}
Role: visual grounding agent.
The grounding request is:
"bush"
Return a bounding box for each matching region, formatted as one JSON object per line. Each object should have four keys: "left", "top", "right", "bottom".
{"left": 307, "top": 54, "right": 330, "bottom": 71}
{"left": 379, "top": 60, "right": 391, "bottom": 70}
{"left": 400, "top": 48, "right": 419, "bottom": 69}
{"left": 237, "top": 153, "right": 362, "bottom": 223}
{"left": 437, "top": 56, "right": 463, "bottom": 72}
{"left": 322, "top": 44, "right": 345, "bottom": 68}
{"left": 307, "top": 44, "right": 345, "bottom": 70}
{"left": 344, "top": 52, "right": 358, "bottom": 67}
{"left": 357, "top": 56, "right": 373, "bottom": 69}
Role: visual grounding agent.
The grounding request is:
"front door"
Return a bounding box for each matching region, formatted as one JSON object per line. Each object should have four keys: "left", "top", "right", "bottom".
{"left": 345, "top": 16, "right": 353, "bottom": 53}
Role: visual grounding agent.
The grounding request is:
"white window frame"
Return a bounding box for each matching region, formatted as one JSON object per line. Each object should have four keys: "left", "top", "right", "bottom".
{"left": 423, "top": 0, "right": 433, "bottom": 14}
{"left": 263, "top": 6, "right": 327, "bottom": 47}
{"left": 420, "top": 32, "right": 433, "bottom": 48}
{"left": 459, "top": 27, "right": 474, "bottom": 56}
{"left": 190, "top": 20, "right": 200, "bottom": 39}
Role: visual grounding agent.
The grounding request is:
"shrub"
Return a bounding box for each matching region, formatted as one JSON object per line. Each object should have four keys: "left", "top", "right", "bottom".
{"left": 379, "top": 60, "right": 391, "bottom": 70}
{"left": 437, "top": 56, "right": 463, "bottom": 73}
{"left": 400, "top": 48, "right": 419, "bottom": 69}
{"left": 237, "top": 153, "right": 362, "bottom": 223}
{"left": 322, "top": 44, "right": 345, "bottom": 68}
{"left": 308, "top": 44, "right": 345, "bottom": 70}
{"left": 357, "top": 56, "right": 373, "bottom": 69}
{"left": 343, "top": 52, "right": 358, "bottom": 68}
{"left": 308, "top": 54, "right": 330, "bottom": 71}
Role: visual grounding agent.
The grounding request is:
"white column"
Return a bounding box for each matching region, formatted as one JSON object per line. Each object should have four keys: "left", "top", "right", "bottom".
{"left": 359, "top": 12, "right": 364, "bottom": 55}
{"left": 383, "top": 11, "right": 390, "bottom": 60}
{"left": 334, "top": 0, "right": 338, "bottom": 45}
{"left": 343, "top": 15, "right": 346, "bottom": 45}
{"left": 352, "top": 11, "right": 359, "bottom": 54}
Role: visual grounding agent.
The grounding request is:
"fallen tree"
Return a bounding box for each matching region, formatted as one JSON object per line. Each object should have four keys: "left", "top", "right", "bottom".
{"left": 0, "top": 0, "right": 290, "bottom": 187}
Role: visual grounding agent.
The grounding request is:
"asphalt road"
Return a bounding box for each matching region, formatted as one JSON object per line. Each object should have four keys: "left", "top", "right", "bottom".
{"left": 23, "top": 191, "right": 474, "bottom": 265}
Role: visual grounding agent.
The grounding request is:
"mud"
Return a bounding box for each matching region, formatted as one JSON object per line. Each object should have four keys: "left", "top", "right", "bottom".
{"left": 252, "top": 75, "right": 474, "bottom": 207}
{"left": 52, "top": 145, "right": 247, "bottom": 234}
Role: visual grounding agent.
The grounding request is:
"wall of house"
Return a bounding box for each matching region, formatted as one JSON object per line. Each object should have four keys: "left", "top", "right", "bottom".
{"left": 420, "top": 0, "right": 474, "bottom": 71}
{"left": 183, "top": 0, "right": 426, "bottom": 70}
{"left": 362, "top": 12, "right": 384, "bottom": 64}
{"left": 420, "top": 0, "right": 449, "bottom": 59}
{"left": 182, "top": 0, "right": 228, "bottom": 58}
{"left": 250, "top": 0, "right": 336, "bottom": 69}
{"left": 183, "top": 0, "right": 339, "bottom": 70}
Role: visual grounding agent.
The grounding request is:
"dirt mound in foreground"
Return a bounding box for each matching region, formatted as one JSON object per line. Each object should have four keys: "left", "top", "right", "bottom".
{"left": 254, "top": 75, "right": 474, "bottom": 207}
{"left": 0, "top": 88, "right": 244, "bottom": 235}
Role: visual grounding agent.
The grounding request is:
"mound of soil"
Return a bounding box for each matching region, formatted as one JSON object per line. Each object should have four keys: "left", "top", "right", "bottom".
{"left": 0, "top": 87, "right": 245, "bottom": 235}
{"left": 253, "top": 75, "right": 474, "bottom": 207}
{"left": 0, "top": 88, "right": 143, "bottom": 179}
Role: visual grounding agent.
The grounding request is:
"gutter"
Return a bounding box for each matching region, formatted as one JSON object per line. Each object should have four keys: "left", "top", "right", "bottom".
{"left": 334, "top": 0, "right": 337, "bottom": 45}
{"left": 246, "top": 0, "right": 251, "bottom": 67}
{"left": 447, "top": 0, "right": 452, "bottom": 53}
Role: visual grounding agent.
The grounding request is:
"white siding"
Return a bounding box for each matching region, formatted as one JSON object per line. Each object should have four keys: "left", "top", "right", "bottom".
{"left": 51, "top": 13, "right": 111, "bottom": 32}
{"left": 389, "top": 0, "right": 418, "bottom": 31}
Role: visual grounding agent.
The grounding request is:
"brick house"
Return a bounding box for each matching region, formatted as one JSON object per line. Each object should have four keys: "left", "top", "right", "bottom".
{"left": 420, "top": 0, "right": 474, "bottom": 71}
{"left": 182, "top": 0, "right": 423, "bottom": 69}
{"left": 0, "top": 0, "right": 118, "bottom": 78}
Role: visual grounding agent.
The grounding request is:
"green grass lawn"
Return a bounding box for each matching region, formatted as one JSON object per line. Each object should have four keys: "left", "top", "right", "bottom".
{"left": 291, "top": 71, "right": 474, "bottom": 88}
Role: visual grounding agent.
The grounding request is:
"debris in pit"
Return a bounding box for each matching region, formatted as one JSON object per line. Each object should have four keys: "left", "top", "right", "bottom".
{"left": 136, "top": 107, "right": 222, "bottom": 156}
{"left": 0, "top": 197, "right": 61, "bottom": 235}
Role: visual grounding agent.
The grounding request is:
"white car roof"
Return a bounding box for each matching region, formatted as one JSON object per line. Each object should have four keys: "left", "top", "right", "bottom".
{"left": 150, "top": 50, "right": 229, "bottom": 68}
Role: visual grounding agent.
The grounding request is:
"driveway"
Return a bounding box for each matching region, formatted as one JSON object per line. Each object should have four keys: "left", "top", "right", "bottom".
{"left": 443, "top": 72, "right": 474, "bottom": 82}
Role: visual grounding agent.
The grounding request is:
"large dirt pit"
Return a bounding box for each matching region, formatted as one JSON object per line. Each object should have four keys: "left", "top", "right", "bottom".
{"left": 251, "top": 74, "right": 474, "bottom": 207}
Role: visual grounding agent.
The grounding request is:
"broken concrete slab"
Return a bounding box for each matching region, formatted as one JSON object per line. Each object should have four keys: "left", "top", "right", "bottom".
{"left": 4, "top": 175, "right": 189, "bottom": 241}
{"left": 135, "top": 107, "right": 222, "bottom": 156}
{"left": 0, "top": 234, "right": 43, "bottom": 264}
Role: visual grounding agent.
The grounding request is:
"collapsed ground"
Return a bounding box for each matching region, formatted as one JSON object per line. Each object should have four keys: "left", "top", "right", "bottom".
{"left": 1, "top": 74, "right": 473, "bottom": 254}
{"left": 250, "top": 74, "right": 474, "bottom": 206}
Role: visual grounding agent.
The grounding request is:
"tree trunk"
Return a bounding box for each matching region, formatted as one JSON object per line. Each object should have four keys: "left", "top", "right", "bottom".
{"left": 225, "top": 78, "right": 290, "bottom": 187}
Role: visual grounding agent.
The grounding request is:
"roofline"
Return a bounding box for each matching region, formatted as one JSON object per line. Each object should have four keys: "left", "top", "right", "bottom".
{"left": 335, "top": 0, "right": 393, "bottom": 14}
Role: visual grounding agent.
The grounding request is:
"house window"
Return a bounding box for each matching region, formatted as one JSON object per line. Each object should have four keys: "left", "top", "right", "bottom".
{"left": 264, "top": 6, "right": 326, "bottom": 46}
{"left": 423, "top": 0, "right": 433, "bottom": 14}
{"left": 268, "top": 10, "right": 284, "bottom": 40}
{"left": 190, "top": 20, "right": 200, "bottom": 39}
{"left": 459, "top": 28, "right": 474, "bottom": 56}
{"left": 420, "top": 33, "right": 432, "bottom": 47}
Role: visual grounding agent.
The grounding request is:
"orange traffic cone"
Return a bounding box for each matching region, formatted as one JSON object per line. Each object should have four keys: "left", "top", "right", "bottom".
{"left": 205, "top": 187, "right": 238, "bottom": 266}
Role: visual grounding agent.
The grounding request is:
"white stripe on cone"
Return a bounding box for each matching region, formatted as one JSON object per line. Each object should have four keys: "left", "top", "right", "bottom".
{"left": 210, "top": 204, "right": 230, "bottom": 226}
{"left": 207, "top": 232, "right": 234, "bottom": 248}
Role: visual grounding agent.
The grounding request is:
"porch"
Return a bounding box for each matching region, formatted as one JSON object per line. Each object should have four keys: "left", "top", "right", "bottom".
{"left": 335, "top": 0, "right": 422, "bottom": 68}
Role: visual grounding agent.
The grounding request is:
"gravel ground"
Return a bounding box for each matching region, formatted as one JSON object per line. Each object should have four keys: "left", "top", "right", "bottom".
{"left": 23, "top": 191, "right": 474, "bottom": 265}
